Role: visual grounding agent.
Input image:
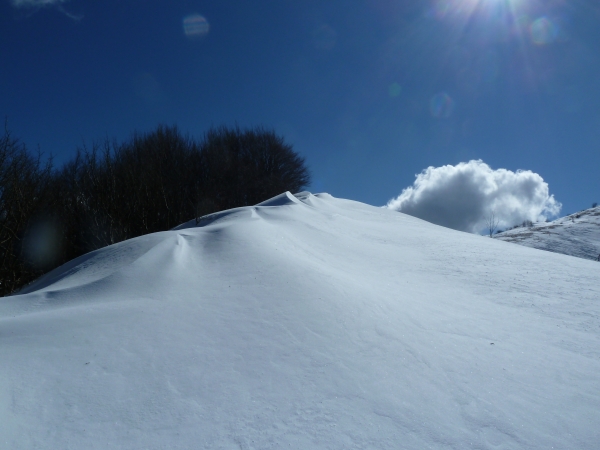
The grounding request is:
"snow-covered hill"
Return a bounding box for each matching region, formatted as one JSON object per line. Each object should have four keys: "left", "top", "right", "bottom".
{"left": 495, "top": 206, "right": 600, "bottom": 261}
{"left": 1, "top": 192, "right": 599, "bottom": 449}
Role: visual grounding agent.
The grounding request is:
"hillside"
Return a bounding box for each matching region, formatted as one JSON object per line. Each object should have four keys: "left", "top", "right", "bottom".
{"left": 495, "top": 206, "right": 600, "bottom": 261}
{"left": 1, "top": 192, "right": 599, "bottom": 449}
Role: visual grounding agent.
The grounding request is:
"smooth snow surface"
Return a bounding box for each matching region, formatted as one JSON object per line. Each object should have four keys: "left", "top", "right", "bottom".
{"left": 495, "top": 206, "right": 600, "bottom": 261}
{"left": 2, "top": 192, "right": 599, "bottom": 449}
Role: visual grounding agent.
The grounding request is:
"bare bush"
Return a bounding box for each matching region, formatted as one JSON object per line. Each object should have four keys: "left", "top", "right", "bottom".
{"left": 485, "top": 211, "right": 499, "bottom": 237}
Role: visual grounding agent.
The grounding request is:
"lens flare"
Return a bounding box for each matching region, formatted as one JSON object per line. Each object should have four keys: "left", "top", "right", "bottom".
{"left": 530, "top": 17, "right": 557, "bottom": 45}
{"left": 23, "top": 220, "right": 62, "bottom": 270}
{"left": 433, "top": 0, "right": 451, "bottom": 20}
{"left": 183, "top": 14, "right": 210, "bottom": 39}
{"left": 430, "top": 92, "right": 455, "bottom": 118}
{"left": 312, "top": 24, "right": 337, "bottom": 50}
{"left": 479, "top": 50, "right": 499, "bottom": 83}
{"left": 133, "top": 72, "right": 162, "bottom": 104}
{"left": 388, "top": 83, "right": 402, "bottom": 97}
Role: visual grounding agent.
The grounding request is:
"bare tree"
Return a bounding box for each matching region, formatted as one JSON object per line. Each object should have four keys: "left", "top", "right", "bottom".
{"left": 198, "top": 125, "right": 311, "bottom": 212}
{"left": 54, "top": 123, "right": 310, "bottom": 253}
{"left": 485, "top": 210, "right": 499, "bottom": 237}
{"left": 0, "top": 121, "right": 55, "bottom": 295}
{"left": 2, "top": 123, "right": 311, "bottom": 295}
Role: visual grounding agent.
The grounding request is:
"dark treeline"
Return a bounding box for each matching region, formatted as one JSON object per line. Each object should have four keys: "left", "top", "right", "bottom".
{"left": 0, "top": 123, "right": 310, "bottom": 296}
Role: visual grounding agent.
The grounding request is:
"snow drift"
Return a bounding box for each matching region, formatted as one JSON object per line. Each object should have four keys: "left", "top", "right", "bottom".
{"left": 1, "top": 192, "right": 599, "bottom": 449}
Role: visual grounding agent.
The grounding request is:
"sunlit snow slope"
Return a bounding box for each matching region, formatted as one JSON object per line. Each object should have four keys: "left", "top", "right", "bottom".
{"left": 495, "top": 206, "right": 600, "bottom": 261}
{"left": 1, "top": 192, "right": 599, "bottom": 449}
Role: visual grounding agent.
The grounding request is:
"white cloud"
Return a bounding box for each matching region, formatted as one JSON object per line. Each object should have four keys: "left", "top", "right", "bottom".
{"left": 11, "top": 0, "right": 68, "bottom": 6}
{"left": 386, "top": 160, "right": 561, "bottom": 233}
{"left": 11, "top": 0, "right": 82, "bottom": 20}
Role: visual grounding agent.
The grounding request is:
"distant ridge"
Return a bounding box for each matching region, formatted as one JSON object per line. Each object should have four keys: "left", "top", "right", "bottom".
{"left": 494, "top": 206, "right": 600, "bottom": 261}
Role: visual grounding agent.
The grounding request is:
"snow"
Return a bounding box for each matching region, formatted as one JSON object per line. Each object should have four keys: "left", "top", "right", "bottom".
{"left": 495, "top": 206, "right": 600, "bottom": 261}
{"left": 1, "top": 192, "right": 599, "bottom": 449}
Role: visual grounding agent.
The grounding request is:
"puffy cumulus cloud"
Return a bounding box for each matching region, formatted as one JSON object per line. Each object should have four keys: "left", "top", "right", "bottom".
{"left": 386, "top": 160, "right": 561, "bottom": 233}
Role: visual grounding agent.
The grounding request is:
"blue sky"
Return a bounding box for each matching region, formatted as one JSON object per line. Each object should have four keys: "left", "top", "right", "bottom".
{"left": 2, "top": 0, "right": 599, "bottom": 225}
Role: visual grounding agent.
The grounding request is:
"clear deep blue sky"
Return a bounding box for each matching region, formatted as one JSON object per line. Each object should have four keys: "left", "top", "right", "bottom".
{"left": 2, "top": 0, "right": 599, "bottom": 215}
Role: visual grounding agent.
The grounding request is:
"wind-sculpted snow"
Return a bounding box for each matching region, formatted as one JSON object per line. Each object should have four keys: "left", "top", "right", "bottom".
{"left": 1, "top": 192, "right": 599, "bottom": 449}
